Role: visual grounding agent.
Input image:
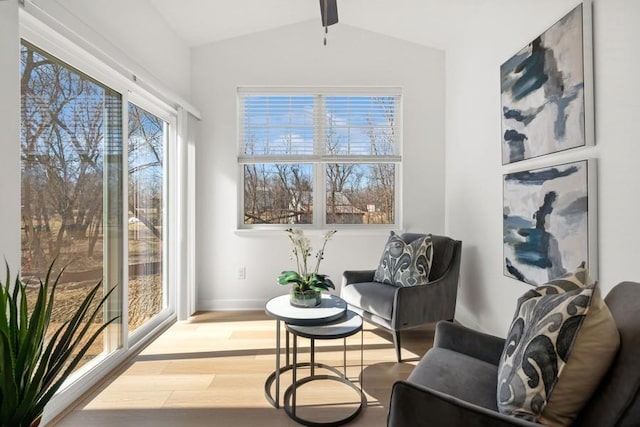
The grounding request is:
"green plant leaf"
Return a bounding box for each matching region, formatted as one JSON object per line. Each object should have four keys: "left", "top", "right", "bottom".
{"left": 306, "top": 273, "right": 335, "bottom": 291}
{"left": 18, "top": 321, "right": 67, "bottom": 423}
{"left": 42, "top": 282, "right": 103, "bottom": 387}
{"left": 30, "top": 315, "right": 118, "bottom": 423}
{"left": 16, "top": 281, "right": 46, "bottom": 402}
{"left": 277, "top": 270, "right": 303, "bottom": 285}
{"left": 0, "top": 328, "right": 18, "bottom": 424}
{"left": 0, "top": 261, "right": 120, "bottom": 427}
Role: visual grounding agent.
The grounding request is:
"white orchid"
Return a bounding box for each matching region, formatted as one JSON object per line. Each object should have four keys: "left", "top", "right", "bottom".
{"left": 279, "top": 228, "right": 338, "bottom": 292}
{"left": 289, "top": 228, "right": 304, "bottom": 242}
{"left": 324, "top": 230, "right": 337, "bottom": 240}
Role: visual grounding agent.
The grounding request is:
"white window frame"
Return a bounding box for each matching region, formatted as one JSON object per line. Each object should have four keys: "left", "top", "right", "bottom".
{"left": 237, "top": 87, "right": 403, "bottom": 230}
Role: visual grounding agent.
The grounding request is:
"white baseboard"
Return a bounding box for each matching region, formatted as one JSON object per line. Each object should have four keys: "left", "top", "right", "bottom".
{"left": 197, "top": 298, "right": 266, "bottom": 311}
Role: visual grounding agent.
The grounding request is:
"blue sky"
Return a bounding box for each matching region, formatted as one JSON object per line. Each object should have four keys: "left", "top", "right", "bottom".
{"left": 242, "top": 95, "right": 395, "bottom": 157}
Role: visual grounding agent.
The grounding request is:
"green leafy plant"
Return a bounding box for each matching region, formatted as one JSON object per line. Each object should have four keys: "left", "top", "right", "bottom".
{"left": 0, "top": 263, "right": 119, "bottom": 427}
{"left": 278, "top": 229, "right": 337, "bottom": 292}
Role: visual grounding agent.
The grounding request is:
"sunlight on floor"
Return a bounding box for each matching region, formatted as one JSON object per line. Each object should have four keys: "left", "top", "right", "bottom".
{"left": 54, "top": 311, "right": 434, "bottom": 427}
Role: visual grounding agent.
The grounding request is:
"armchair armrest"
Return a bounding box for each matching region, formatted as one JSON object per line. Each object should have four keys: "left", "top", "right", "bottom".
{"left": 387, "top": 381, "right": 540, "bottom": 427}
{"left": 393, "top": 271, "right": 458, "bottom": 329}
{"left": 342, "top": 270, "right": 376, "bottom": 286}
{"left": 434, "top": 321, "right": 505, "bottom": 366}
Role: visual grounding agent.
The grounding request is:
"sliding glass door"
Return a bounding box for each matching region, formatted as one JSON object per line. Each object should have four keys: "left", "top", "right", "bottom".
{"left": 127, "top": 103, "right": 167, "bottom": 335}
{"left": 20, "top": 40, "right": 123, "bottom": 370}
{"left": 19, "top": 39, "right": 175, "bottom": 383}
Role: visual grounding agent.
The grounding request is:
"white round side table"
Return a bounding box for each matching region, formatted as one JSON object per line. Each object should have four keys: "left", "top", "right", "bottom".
{"left": 264, "top": 294, "right": 347, "bottom": 409}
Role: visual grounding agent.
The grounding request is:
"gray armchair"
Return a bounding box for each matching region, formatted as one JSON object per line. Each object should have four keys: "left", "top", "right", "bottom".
{"left": 387, "top": 281, "right": 640, "bottom": 427}
{"left": 340, "top": 233, "right": 462, "bottom": 362}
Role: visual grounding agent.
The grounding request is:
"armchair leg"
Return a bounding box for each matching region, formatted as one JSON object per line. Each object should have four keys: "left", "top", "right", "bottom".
{"left": 393, "top": 330, "right": 402, "bottom": 362}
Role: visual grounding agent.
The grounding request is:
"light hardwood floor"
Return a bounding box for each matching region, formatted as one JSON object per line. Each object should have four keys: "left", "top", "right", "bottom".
{"left": 54, "top": 311, "right": 435, "bottom": 427}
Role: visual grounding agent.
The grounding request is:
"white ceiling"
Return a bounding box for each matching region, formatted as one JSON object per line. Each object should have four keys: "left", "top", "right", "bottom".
{"left": 148, "top": 0, "right": 493, "bottom": 49}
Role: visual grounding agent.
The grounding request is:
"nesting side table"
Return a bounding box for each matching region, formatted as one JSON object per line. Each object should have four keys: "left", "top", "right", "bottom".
{"left": 284, "top": 310, "right": 365, "bottom": 427}
{"left": 264, "top": 294, "right": 347, "bottom": 408}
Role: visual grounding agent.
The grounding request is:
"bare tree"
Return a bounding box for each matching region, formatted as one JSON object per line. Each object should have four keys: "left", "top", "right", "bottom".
{"left": 21, "top": 44, "right": 107, "bottom": 271}
{"left": 325, "top": 112, "right": 356, "bottom": 222}
{"left": 128, "top": 104, "right": 164, "bottom": 239}
{"left": 240, "top": 95, "right": 396, "bottom": 225}
{"left": 364, "top": 97, "right": 396, "bottom": 223}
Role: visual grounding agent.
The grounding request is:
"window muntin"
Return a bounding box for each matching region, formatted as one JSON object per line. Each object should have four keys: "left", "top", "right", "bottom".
{"left": 239, "top": 90, "right": 401, "bottom": 227}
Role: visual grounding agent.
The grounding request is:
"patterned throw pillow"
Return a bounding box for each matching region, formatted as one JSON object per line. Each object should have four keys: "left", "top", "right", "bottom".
{"left": 497, "top": 267, "right": 619, "bottom": 426}
{"left": 373, "top": 232, "right": 433, "bottom": 287}
{"left": 539, "top": 285, "right": 619, "bottom": 426}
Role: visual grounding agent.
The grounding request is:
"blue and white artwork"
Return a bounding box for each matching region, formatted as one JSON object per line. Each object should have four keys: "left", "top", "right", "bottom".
{"left": 501, "top": 4, "right": 587, "bottom": 164}
{"left": 503, "top": 160, "right": 593, "bottom": 285}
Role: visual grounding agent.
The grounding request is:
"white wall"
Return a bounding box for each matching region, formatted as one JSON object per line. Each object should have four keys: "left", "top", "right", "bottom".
{"left": 191, "top": 21, "right": 446, "bottom": 310}
{"left": 30, "top": 0, "right": 192, "bottom": 101}
{"left": 446, "top": 0, "right": 640, "bottom": 336}
{"left": 0, "top": 0, "right": 21, "bottom": 272}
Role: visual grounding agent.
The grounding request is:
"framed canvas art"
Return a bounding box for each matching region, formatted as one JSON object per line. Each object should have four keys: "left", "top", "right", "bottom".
{"left": 501, "top": 3, "right": 594, "bottom": 164}
{"left": 503, "top": 159, "right": 597, "bottom": 285}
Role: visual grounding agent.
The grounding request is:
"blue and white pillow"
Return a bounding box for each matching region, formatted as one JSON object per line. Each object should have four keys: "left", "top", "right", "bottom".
{"left": 497, "top": 266, "right": 619, "bottom": 425}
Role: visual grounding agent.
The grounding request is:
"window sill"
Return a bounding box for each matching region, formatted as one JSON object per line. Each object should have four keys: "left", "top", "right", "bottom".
{"left": 234, "top": 228, "right": 402, "bottom": 237}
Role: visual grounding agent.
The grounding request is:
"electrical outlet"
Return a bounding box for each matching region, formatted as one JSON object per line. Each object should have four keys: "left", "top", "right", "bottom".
{"left": 237, "top": 266, "right": 246, "bottom": 280}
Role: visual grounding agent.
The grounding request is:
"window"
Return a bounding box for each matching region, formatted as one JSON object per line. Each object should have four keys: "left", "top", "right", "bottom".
{"left": 20, "top": 40, "right": 123, "bottom": 371}
{"left": 20, "top": 38, "right": 175, "bottom": 385}
{"left": 128, "top": 103, "right": 167, "bottom": 335}
{"left": 17, "top": 8, "right": 187, "bottom": 420}
{"left": 238, "top": 88, "right": 401, "bottom": 228}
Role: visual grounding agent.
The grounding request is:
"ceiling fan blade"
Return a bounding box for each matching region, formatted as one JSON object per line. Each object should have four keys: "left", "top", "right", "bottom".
{"left": 319, "top": 0, "right": 338, "bottom": 27}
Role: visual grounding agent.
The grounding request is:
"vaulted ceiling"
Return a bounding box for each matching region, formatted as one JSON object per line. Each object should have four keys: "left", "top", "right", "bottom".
{"left": 147, "top": 0, "right": 495, "bottom": 49}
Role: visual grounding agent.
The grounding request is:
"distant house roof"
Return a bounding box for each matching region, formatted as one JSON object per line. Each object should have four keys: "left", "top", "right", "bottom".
{"left": 326, "top": 191, "right": 367, "bottom": 214}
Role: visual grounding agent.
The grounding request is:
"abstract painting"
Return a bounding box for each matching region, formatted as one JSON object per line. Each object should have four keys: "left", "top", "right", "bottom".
{"left": 501, "top": 4, "right": 592, "bottom": 164}
{"left": 503, "top": 160, "right": 596, "bottom": 285}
